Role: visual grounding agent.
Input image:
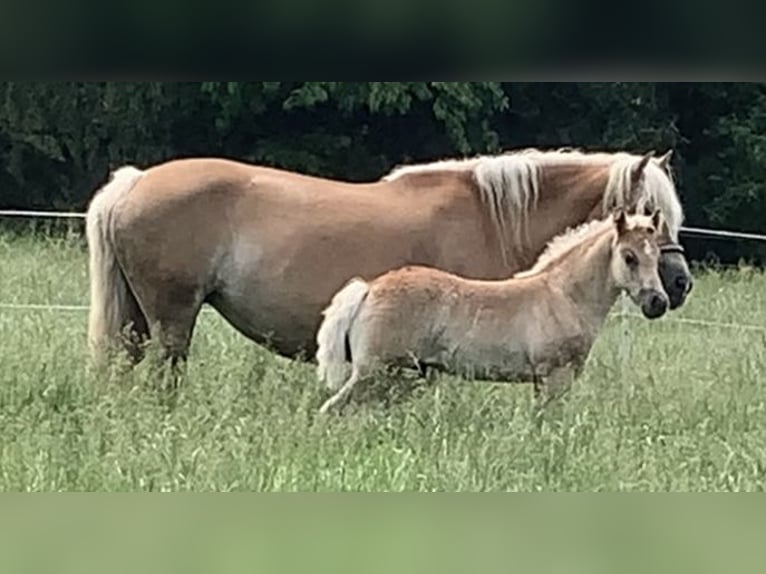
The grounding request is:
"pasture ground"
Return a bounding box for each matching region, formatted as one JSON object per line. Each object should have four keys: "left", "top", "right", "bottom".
{"left": 0, "top": 231, "right": 765, "bottom": 491}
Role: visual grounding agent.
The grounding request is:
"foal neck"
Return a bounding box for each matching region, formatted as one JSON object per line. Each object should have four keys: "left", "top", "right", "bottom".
{"left": 546, "top": 228, "right": 621, "bottom": 320}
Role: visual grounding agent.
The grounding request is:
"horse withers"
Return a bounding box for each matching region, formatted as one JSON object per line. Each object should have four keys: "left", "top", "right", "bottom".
{"left": 315, "top": 210, "right": 668, "bottom": 413}
{"left": 85, "top": 148, "right": 691, "bottom": 368}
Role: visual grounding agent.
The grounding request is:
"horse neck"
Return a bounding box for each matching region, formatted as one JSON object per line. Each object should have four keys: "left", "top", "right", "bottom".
{"left": 514, "top": 163, "right": 610, "bottom": 270}
{"left": 546, "top": 229, "right": 621, "bottom": 325}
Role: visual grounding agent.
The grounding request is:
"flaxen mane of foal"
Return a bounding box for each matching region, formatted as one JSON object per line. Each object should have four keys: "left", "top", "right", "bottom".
{"left": 86, "top": 148, "right": 691, "bottom": 367}
{"left": 315, "top": 210, "right": 668, "bottom": 413}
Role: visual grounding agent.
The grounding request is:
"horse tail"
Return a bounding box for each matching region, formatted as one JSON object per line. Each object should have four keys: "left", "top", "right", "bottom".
{"left": 86, "top": 166, "right": 146, "bottom": 361}
{"left": 316, "top": 278, "right": 370, "bottom": 390}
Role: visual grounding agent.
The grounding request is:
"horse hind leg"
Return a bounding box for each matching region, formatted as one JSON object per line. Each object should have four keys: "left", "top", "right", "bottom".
{"left": 120, "top": 289, "right": 150, "bottom": 363}
{"left": 135, "top": 283, "right": 206, "bottom": 388}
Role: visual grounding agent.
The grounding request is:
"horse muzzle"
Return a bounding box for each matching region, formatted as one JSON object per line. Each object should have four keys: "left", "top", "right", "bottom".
{"left": 659, "top": 244, "right": 693, "bottom": 310}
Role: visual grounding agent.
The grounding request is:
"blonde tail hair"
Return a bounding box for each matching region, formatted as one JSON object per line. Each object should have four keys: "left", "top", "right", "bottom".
{"left": 85, "top": 166, "right": 145, "bottom": 361}
{"left": 315, "top": 278, "right": 369, "bottom": 389}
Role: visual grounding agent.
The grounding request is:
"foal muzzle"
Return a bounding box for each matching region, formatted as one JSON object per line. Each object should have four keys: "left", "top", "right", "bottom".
{"left": 639, "top": 288, "right": 669, "bottom": 319}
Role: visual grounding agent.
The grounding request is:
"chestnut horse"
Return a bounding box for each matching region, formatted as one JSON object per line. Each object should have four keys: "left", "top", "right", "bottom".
{"left": 85, "top": 148, "right": 692, "bottom": 366}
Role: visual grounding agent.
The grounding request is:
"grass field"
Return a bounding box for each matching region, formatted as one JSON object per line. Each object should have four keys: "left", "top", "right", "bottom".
{"left": 1, "top": 230, "right": 765, "bottom": 491}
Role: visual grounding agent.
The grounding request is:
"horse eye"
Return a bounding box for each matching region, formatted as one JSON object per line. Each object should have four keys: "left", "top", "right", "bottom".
{"left": 624, "top": 251, "right": 638, "bottom": 267}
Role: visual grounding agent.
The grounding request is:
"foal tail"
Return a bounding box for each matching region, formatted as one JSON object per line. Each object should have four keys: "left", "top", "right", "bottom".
{"left": 316, "top": 278, "right": 370, "bottom": 390}
{"left": 85, "top": 166, "right": 146, "bottom": 361}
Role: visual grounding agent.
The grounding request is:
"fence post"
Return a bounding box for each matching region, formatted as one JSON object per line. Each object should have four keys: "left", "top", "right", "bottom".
{"left": 618, "top": 292, "right": 632, "bottom": 362}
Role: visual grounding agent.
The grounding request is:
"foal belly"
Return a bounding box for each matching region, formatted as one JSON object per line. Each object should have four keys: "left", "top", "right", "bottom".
{"left": 433, "top": 345, "right": 533, "bottom": 383}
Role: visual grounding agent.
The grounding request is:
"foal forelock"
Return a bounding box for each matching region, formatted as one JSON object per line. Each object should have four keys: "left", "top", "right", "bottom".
{"left": 383, "top": 147, "right": 684, "bottom": 254}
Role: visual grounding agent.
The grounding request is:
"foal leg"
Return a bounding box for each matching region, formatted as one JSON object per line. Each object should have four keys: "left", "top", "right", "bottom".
{"left": 531, "top": 374, "right": 547, "bottom": 427}
{"left": 539, "top": 364, "right": 578, "bottom": 407}
{"left": 318, "top": 365, "right": 370, "bottom": 414}
{"left": 530, "top": 364, "right": 578, "bottom": 429}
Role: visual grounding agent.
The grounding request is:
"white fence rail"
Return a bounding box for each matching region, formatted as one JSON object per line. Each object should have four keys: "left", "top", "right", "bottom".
{"left": 0, "top": 210, "right": 86, "bottom": 219}
{"left": 679, "top": 226, "right": 766, "bottom": 242}
{"left": 0, "top": 302, "right": 217, "bottom": 315}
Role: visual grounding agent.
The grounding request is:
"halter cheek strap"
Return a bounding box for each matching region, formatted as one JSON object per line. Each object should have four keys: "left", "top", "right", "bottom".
{"left": 660, "top": 243, "right": 685, "bottom": 255}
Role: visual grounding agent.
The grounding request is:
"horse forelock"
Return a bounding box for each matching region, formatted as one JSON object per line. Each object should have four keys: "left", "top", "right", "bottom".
{"left": 604, "top": 155, "right": 683, "bottom": 241}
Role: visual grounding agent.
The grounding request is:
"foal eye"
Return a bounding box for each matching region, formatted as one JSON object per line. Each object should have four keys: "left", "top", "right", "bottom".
{"left": 624, "top": 251, "right": 638, "bottom": 267}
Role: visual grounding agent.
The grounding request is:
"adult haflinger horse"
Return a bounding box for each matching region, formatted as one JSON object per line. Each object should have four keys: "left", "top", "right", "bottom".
{"left": 86, "top": 148, "right": 692, "bottom": 366}
{"left": 315, "top": 210, "right": 668, "bottom": 413}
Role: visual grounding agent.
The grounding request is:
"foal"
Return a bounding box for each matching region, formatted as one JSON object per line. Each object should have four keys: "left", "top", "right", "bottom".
{"left": 315, "top": 210, "right": 668, "bottom": 413}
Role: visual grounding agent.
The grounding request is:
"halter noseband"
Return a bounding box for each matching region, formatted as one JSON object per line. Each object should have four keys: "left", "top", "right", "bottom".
{"left": 659, "top": 243, "right": 685, "bottom": 255}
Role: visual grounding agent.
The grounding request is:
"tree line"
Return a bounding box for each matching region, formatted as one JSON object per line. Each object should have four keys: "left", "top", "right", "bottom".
{"left": 1, "top": 82, "right": 764, "bottom": 263}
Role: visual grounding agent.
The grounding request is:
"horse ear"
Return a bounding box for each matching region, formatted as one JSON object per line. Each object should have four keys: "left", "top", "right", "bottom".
{"left": 631, "top": 151, "right": 654, "bottom": 185}
{"left": 613, "top": 209, "right": 628, "bottom": 235}
{"left": 657, "top": 150, "right": 673, "bottom": 172}
{"left": 651, "top": 208, "right": 663, "bottom": 231}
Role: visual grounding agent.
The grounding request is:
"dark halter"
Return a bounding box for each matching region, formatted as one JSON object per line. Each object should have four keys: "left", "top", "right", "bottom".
{"left": 660, "top": 243, "right": 685, "bottom": 255}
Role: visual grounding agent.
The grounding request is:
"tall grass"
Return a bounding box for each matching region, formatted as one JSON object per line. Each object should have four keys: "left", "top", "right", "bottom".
{"left": 0, "top": 232, "right": 764, "bottom": 491}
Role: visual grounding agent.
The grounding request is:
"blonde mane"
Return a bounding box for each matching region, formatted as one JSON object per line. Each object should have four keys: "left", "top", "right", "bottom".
{"left": 383, "top": 147, "right": 684, "bottom": 258}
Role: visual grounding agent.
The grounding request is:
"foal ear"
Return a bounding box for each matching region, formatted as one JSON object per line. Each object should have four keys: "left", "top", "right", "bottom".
{"left": 613, "top": 209, "right": 628, "bottom": 235}
{"left": 631, "top": 151, "right": 654, "bottom": 185}
{"left": 657, "top": 150, "right": 673, "bottom": 173}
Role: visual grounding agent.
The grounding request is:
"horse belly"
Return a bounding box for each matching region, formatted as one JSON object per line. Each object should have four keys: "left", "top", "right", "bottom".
{"left": 204, "top": 254, "right": 309, "bottom": 356}
{"left": 207, "top": 286, "right": 321, "bottom": 357}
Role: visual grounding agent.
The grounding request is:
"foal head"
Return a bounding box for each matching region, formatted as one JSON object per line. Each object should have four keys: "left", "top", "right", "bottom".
{"left": 610, "top": 209, "right": 668, "bottom": 319}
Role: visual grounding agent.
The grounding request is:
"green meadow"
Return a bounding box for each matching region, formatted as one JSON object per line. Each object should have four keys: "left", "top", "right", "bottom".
{"left": 0, "top": 231, "right": 764, "bottom": 491}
